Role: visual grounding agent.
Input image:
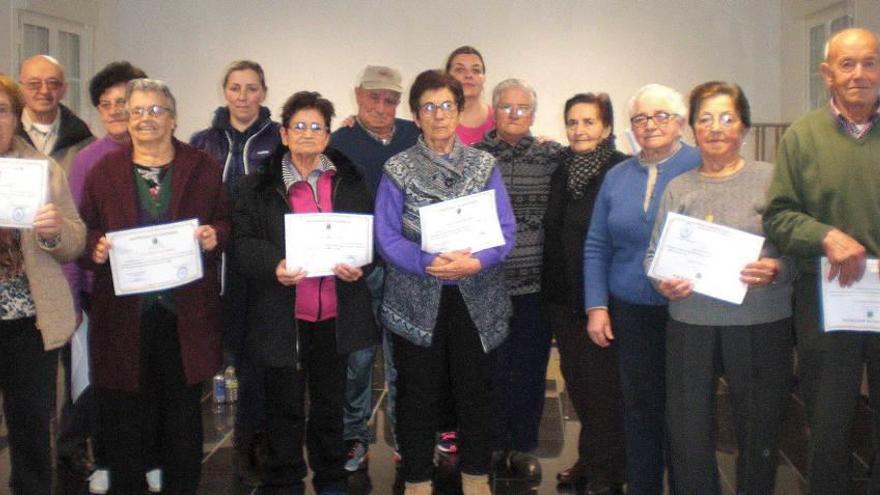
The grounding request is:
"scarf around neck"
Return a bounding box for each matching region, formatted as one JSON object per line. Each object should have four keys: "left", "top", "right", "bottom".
{"left": 564, "top": 137, "right": 615, "bottom": 199}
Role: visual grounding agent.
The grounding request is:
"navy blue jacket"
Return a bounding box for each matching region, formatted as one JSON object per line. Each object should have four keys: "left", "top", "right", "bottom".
{"left": 190, "top": 106, "right": 280, "bottom": 196}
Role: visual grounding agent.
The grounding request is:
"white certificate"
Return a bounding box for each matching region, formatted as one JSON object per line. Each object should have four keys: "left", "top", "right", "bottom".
{"left": 0, "top": 157, "right": 49, "bottom": 228}
{"left": 284, "top": 213, "right": 373, "bottom": 278}
{"left": 821, "top": 257, "right": 880, "bottom": 332}
{"left": 418, "top": 190, "right": 504, "bottom": 254}
{"left": 647, "top": 212, "right": 765, "bottom": 305}
{"left": 107, "top": 219, "right": 203, "bottom": 296}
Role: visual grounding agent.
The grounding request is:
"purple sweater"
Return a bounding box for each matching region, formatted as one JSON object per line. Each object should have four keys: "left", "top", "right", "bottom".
{"left": 375, "top": 167, "right": 516, "bottom": 278}
{"left": 63, "top": 134, "right": 127, "bottom": 315}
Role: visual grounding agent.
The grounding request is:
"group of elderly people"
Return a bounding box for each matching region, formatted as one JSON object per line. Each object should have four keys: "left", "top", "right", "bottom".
{"left": 1, "top": 26, "right": 879, "bottom": 495}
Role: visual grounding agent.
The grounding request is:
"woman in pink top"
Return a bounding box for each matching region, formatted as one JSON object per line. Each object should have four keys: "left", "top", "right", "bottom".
{"left": 445, "top": 46, "right": 494, "bottom": 145}
{"left": 231, "top": 91, "right": 378, "bottom": 494}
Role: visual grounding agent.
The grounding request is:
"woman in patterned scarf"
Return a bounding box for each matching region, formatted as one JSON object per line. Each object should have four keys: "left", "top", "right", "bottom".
{"left": 0, "top": 74, "right": 85, "bottom": 494}
{"left": 542, "top": 93, "right": 629, "bottom": 494}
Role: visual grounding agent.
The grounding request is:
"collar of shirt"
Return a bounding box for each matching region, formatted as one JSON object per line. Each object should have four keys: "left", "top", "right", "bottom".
{"left": 21, "top": 108, "right": 60, "bottom": 153}
{"left": 281, "top": 152, "right": 336, "bottom": 191}
{"left": 356, "top": 117, "right": 395, "bottom": 145}
{"left": 638, "top": 140, "right": 681, "bottom": 167}
{"left": 829, "top": 97, "right": 880, "bottom": 139}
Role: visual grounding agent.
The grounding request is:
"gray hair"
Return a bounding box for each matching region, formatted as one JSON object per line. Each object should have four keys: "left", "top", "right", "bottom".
{"left": 126, "top": 78, "right": 177, "bottom": 116}
{"left": 626, "top": 83, "right": 687, "bottom": 120}
{"left": 492, "top": 78, "right": 538, "bottom": 114}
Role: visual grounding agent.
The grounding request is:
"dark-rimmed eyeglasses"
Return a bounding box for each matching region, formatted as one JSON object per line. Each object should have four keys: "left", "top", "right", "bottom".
{"left": 631, "top": 111, "right": 676, "bottom": 128}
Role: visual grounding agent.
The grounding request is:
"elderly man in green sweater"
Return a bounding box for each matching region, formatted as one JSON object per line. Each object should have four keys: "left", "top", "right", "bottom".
{"left": 763, "top": 27, "right": 880, "bottom": 493}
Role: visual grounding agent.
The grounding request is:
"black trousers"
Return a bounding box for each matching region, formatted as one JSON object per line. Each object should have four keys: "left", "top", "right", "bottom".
{"left": 793, "top": 274, "right": 880, "bottom": 493}
{"left": 492, "top": 293, "right": 552, "bottom": 453}
{"left": 394, "top": 286, "right": 495, "bottom": 482}
{"left": 0, "top": 316, "right": 57, "bottom": 495}
{"left": 57, "top": 341, "right": 93, "bottom": 461}
{"left": 261, "top": 319, "right": 348, "bottom": 492}
{"left": 548, "top": 305, "right": 625, "bottom": 484}
{"left": 666, "top": 318, "right": 792, "bottom": 495}
{"left": 97, "top": 305, "right": 203, "bottom": 494}
{"left": 610, "top": 298, "right": 668, "bottom": 495}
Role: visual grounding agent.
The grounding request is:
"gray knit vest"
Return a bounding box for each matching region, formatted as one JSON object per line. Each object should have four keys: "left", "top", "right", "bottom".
{"left": 380, "top": 136, "right": 512, "bottom": 352}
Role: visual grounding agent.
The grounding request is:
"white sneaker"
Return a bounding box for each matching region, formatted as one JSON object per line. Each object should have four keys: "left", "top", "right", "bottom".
{"left": 88, "top": 469, "right": 110, "bottom": 494}
{"left": 146, "top": 469, "right": 162, "bottom": 493}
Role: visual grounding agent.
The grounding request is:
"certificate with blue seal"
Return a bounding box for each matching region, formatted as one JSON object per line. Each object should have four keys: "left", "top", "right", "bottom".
{"left": 647, "top": 212, "right": 764, "bottom": 305}
{"left": 0, "top": 157, "right": 48, "bottom": 228}
{"left": 106, "top": 218, "right": 203, "bottom": 295}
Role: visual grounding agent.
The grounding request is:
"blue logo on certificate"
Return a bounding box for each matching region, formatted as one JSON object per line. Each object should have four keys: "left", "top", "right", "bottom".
{"left": 12, "top": 207, "right": 25, "bottom": 223}
{"left": 678, "top": 222, "right": 693, "bottom": 239}
{"left": 177, "top": 266, "right": 188, "bottom": 280}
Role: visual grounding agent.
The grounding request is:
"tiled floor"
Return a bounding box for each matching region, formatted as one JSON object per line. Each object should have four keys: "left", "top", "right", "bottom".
{"left": 0, "top": 346, "right": 875, "bottom": 494}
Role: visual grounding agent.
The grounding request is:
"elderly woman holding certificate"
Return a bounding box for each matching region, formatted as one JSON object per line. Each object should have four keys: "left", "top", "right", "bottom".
{"left": 232, "top": 90, "right": 377, "bottom": 494}
{"left": 0, "top": 75, "right": 85, "bottom": 495}
{"left": 583, "top": 83, "right": 699, "bottom": 494}
{"left": 644, "top": 81, "right": 793, "bottom": 495}
{"left": 80, "top": 78, "right": 229, "bottom": 494}
{"left": 374, "top": 69, "right": 515, "bottom": 495}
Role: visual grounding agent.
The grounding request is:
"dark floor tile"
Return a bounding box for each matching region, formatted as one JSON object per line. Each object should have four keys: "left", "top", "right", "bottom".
{"left": 559, "top": 389, "right": 576, "bottom": 422}
{"left": 533, "top": 397, "right": 563, "bottom": 458}
{"left": 198, "top": 445, "right": 255, "bottom": 495}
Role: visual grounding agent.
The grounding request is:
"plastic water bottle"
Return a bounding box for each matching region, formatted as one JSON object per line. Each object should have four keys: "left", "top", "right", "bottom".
{"left": 224, "top": 366, "right": 239, "bottom": 403}
{"left": 212, "top": 372, "right": 226, "bottom": 405}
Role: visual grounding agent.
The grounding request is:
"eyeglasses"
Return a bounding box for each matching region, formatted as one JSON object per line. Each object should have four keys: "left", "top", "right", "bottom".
{"left": 128, "top": 105, "right": 173, "bottom": 119}
{"left": 20, "top": 78, "right": 63, "bottom": 92}
{"left": 290, "top": 121, "right": 326, "bottom": 134}
{"left": 695, "top": 112, "right": 739, "bottom": 130}
{"left": 630, "top": 111, "right": 676, "bottom": 128}
{"left": 419, "top": 101, "right": 456, "bottom": 116}
{"left": 0, "top": 105, "right": 15, "bottom": 119}
{"left": 498, "top": 104, "right": 532, "bottom": 118}
{"left": 98, "top": 98, "right": 127, "bottom": 112}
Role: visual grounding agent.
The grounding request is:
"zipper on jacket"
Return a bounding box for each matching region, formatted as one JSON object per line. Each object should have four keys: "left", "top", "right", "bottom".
{"left": 222, "top": 131, "right": 233, "bottom": 183}
{"left": 242, "top": 121, "right": 272, "bottom": 175}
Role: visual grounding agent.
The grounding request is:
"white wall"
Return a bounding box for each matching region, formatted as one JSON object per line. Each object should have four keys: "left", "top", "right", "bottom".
{"left": 780, "top": 0, "right": 880, "bottom": 122}
{"left": 103, "top": 0, "right": 783, "bottom": 152}
{"left": 0, "top": 0, "right": 121, "bottom": 127}
{"left": 1, "top": 0, "right": 785, "bottom": 152}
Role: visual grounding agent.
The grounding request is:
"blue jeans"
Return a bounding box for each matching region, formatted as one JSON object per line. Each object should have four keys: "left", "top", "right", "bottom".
{"left": 343, "top": 267, "right": 398, "bottom": 446}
